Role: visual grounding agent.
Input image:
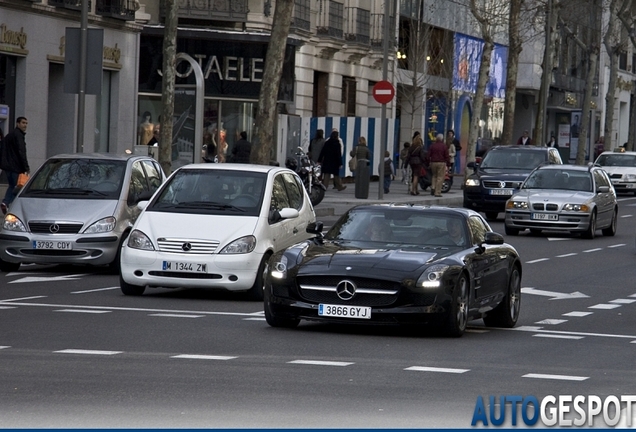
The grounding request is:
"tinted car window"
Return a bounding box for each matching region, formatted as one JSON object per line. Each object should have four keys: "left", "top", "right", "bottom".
{"left": 467, "top": 216, "right": 489, "bottom": 244}
{"left": 142, "top": 160, "right": 163, "bottom": 192}
{"left": 524, "top": 169, "right": 592, "bottom": 191}
{"left": 270, "top": 174, "right": 291, "bottom": 212}
{"left": 593, "top": 170, "right": 609, "bottom": 189}
{"left": 22, "top": 158, "right": 126, "bottom": 199}
{"left": 129, "top": 161, "right": 149, "bottom": 202}
{"left": 149, "top": 169, "right": 266, "bottom": 216}
{"left": 596, "top": 154, "right": 636, "bottom": 166}
{"left": 282, "top": 172, "right": 303, "bottom": 211}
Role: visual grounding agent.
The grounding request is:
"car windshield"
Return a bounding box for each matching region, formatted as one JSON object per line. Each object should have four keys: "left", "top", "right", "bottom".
{"left": 149, "top": 168, "right": 267, "bottom": 217}
{"left": 480, "top": 150, "right": 546, "bottom": 170}
{"left": 324, "top": 208, "right": 470, "bottom": 248}
{"left": 21, "top": 158, "right": 126, "bottom": 199}
{"left": 596, "top": 154, "right": 636, "bottom": 167}
{"left": 523, "top": 169, "right": 592, "bottom": 192}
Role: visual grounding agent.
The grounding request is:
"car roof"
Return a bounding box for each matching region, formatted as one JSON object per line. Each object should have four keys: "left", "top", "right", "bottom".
{"left": 598, "top": 150, "right": 636, "bottom": 156}
{"left": 176, "top": 163, "right": 291, "bottom": 175}
{"left": 349, "top": 203, "right": 482, "bottom": 218}
{"left": 48, "top": 153, "right": 151, "bottom": 163}
{"left": 534, "top": 164, "right": 591, "bottom": 172}
{"left": 489, "top": 145, "right": 553, "bottom": 152}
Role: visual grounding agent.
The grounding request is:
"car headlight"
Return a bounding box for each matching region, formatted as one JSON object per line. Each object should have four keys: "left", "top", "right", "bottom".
{"left": 563, "top": 203, "right": 590, "bottom": 212}
{"left": 465, "top": 178, "right": 480, "bottom": 187}
{"left": 416, "top": 264, "right": 449, "bottom": 289}
{"left": 219, "top": 235, "right": 256, "bottom": 254}
{"left": 83, "top": 217, "right": 116, "bottom": 234}
{"left": 3, "top": 214, "right": 27, "bottom": 232}
{"left": 506, "top": 200, "right": 528, "bottom": 210}
{"left": 127, "top": 229, "right": 155, "bottom": 251}
{"left": 625, "top": 174, "right": 636, "bottom": 181}
{"left": 270, "top": 255, "right": 288, "bottom": 279}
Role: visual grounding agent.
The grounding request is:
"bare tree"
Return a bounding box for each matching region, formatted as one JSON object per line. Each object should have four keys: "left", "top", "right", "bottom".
{"left": 251, "top": 0, "right": 294, "bottom": 165}
{"left": 158, "top": 0, "right": 178, "bottom": 175}
{"left": 501, "top": 0, "right": 524, "bottom": 146}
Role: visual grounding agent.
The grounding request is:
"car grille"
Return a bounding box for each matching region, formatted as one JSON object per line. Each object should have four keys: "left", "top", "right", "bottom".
{"left": 532, "top": 203, "right": 559, "bottom": 211}
{"left": 610, "top": 173, "right": 622, "bottom": 179}
{"left": 297, "top": 275, "right": 400, "bottom": 307}
{"left": 156, "top": 238, "right": 220, "bottom": 254}
{"left": 482, "top": 180, "right": 521, "bottom": 189}
{"left": 29, "top": 222, "right": 83, "bottom": 234}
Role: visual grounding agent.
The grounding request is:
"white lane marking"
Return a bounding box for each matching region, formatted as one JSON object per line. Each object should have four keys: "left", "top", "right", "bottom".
{"left": 148, "top": 313, "right": 204, "bottom": 318}
{"left": 631, "top": 341, "right": 636, "bottom": 344}
{"left": 630, "top": 294, "right": 636, "bottom": 298}
{"left": 71, "top": 286, "right": 120, "bottom": 294}
{"left": 583, "top": 248, "right": 602, "bottom": 253}
{"left": 522, "top": 288, "right": 589, "bottom": 300}
{"left": 0, "top": 301, "right": 262, "bottom": 317}
{"left": 556, "top": 253, "right": 578, "bottom": 258}
{"left": 288, "top": 360, "right": 354, "bottom": 367}
{"left": 246, "top": 311, "right": 265, "bottom": 316}
{"left": 589, "top": 304, "right": 621, "bottom": 310}
{"left": 607, "top": 244, "right": 626, "bottom": 248}
{"left": 526, "top": 258, "right": 550, "bottom": 264}
{"left": 171, "top": 354, "right": 237, "bottom": 360}
{"left": 465, "top": 328, "right": 490, "bottom": 334}
{"left": 54, "top": 349, "right": 122, "bottom": 355}
{"left": 533, "top": 334, "right": 584, "bottom": 340}
{"left": 0, "top": 346, "right": 10, "bottom": 349}
{"left": 0, "top": 306, "right": 17, "bottom": 310}
{"left": 242, "top": 317, "right": 266, "bottom": 321}
{"left": 9, "top": 274, "right": 88, "bottom": 284}
{"left": 0, "top": 296, "right": 47, "bottom": 302}
{"left": 54, "top": 309, "right": 111, "bottom": 314}
{"left": 535, "top": 319, "right": 568, "bottom": 325}
{"left": 547, "top": 237, "right": 571, "bottom": 241}
{"left": 511, "top": 326, "right": 636, "bottom": 340}
{"left": 523, "top": 373, "right": 588, "bottom": 381}
{"left": 405, "top": 366, "right": 469, "bottom": 374}
{"left": 563, "top": 311, "right": 593, "bottom": 317}
{"left": 610, "top": 299, "right": 636, "bottom": 304}
{"left": 620, "top": 214, "right": 633, "bottom": 218}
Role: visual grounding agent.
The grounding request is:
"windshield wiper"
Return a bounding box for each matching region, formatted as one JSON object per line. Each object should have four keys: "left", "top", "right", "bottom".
{"left": 26, "top": 188, "right": 107, "bottom": 196}
{"left": 175, "top": 201, "right": 247, "bottom": 212}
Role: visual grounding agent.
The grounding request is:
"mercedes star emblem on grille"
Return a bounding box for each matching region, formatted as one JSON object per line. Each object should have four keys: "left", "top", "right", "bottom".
{"left": 49, "top": 224, "right": 60, "bottom": 233}
{"left": 498, "top": 181, "right": 506, "bottom": 188}
{"left": 182, "top": 242, "right": 192, "bottom": 251}
{"left": 336, "top": 279, "right": 357, "bottom": 301}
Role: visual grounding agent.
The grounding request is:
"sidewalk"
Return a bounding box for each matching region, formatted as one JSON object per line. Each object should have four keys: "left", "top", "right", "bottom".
{"left": 313, "top": 177, "right": 465, "bottom": 217}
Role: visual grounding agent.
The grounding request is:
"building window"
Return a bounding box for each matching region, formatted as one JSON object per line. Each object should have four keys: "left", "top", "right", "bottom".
{"left": 292, "top": 0, "right": 310, "bottom": 31}
{"left": 342, "top": 76, "right": 356, "bottom": 117}
{"left": 329, "top": 1, "right": 344, "bottom": 38}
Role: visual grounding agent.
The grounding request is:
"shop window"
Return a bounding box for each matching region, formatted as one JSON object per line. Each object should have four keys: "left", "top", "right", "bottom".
{"left": 342, "top": 77, "right": 356, "bottom": 117}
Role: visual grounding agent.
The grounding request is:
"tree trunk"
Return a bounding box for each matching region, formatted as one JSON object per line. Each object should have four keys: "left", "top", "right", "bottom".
{"left": 252, "top": 0, "right": 294, "bottom": 165}
{"left": 603, "top": 0, "right": 620, "bottom": 151}
{"left": 535, "top": 0, "right": 557, "bottom": 147}
{"left": 501, "top": 0, "right": 523, "bottom": 146}
{"left": 159, "top": 0, "right": 178, "bottom": 176}
{"left": 576, "top": 47, "right": 599, "bottom": 165}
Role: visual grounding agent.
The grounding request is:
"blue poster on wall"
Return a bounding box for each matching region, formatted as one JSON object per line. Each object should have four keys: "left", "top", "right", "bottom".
{"left": 452, "top": 33, "right": 507, "bottom": 98}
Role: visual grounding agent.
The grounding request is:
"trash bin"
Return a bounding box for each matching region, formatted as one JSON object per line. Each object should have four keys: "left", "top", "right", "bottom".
{"left": 355, "top": 158, "right": 370, "bottom": 199}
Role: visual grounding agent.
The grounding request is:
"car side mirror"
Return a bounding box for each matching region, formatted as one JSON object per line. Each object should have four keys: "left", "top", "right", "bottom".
{"left": 137, "top": 201, "right": 149, "bottom": 211}
{"left": 306, "top": 221, "right": 324, "bottom": 235}
{"left": 483, "top": 232, "right": 504, "bottom": 245}
{"left": 597, "top": 185, "right": 610, "bottom": 193}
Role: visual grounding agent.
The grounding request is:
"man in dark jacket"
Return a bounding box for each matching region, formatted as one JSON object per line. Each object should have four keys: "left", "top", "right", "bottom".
{"left": 231, "top": 131, "right": 252, "bottom": 163}
{"left": 0, "top": 117, "right": 30, "bottom": 214}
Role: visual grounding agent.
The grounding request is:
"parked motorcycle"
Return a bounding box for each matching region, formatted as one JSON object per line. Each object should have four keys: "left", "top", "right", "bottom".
{"left": 285, "top": 147, "right": 326, "bottom": 206}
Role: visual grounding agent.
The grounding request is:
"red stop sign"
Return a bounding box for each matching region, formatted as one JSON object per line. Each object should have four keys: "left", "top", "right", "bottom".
{"left": 373, "top": 80, "right": 395, "bottom": 104}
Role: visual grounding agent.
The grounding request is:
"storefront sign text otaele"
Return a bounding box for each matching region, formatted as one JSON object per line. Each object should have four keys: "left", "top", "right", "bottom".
{"left": 0, "top": 24, "right": 27, "bottom": 49}
{"left": 164, "top": 54, "right": 264, "bottom": 82}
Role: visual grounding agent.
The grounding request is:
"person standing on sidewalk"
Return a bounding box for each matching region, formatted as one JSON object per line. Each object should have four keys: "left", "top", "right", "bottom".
{"left": 429, "top": 133, "right": 449, "bottom": 197}
{"left": 318, "top": 130, "right": 346, "bottom": 191}
{"left": 407, "top": 131, "right": 425, "bottom": 195}
{"left": 0, "top": 117, "right": 30, "bottom": 215}
{"left": 379, "top": 150, "right": 395, "bottom": 194}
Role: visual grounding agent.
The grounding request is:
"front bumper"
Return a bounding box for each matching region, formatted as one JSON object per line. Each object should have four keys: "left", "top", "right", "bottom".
{"left": 610, "top": 181, "right": 636, "bottom": 194}
{"left": 120, "top": 245, "right": 263, "bottom": 291}
{"left": 505, "top": 210, "right": 592, "bottom": 232}
{"left": 0, "top": 232, "right": 120, "bottom": 265}
{"left": 463, "top": 188, "right": 514, "bottom": 213}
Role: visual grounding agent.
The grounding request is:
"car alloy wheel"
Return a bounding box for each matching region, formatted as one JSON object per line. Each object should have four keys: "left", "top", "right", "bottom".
{"left": 582, "top": 210, "right": 597, "bottom": 239}
{"left": 483, "top": 266, "right": 521, "bottom": 328}
{"left": 601, "top": 208, "right": 617, "bottom": 237}
{"left": 446, "top": 274, "right": 468, "bottom": 337}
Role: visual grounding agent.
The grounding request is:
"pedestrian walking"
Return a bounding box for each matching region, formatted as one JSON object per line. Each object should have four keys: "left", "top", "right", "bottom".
{"left": 407, "top": 131, "right": 425, "bottom": 195}
{"left": 230, "top": 131, "right": 252, "bottom": 163}
{"left": 517, "top": 130, "right": 532, "bottom": 145}
{"left": 318, "top": 130, "right": 346, "bottom": 191}
{"left": 0, "top": 117, "right": 30, "bottom": 214}
{"left": 308, "top": 129, "right": 326, "bottom": 163}
{"left": 446, "top": 130, "right": 457, "bottom": 174}
{"left": 379, "top": 150, "right": 395, "bottom": 194}
{"left": 429, "top": 133, "right": 449, "bottom": 197}
{"left": 399, "top": 141, "right": 411, "bottom": 184}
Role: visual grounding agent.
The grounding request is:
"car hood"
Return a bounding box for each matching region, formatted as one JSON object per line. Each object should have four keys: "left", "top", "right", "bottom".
{"left": 11, "top": 197, "right": 119, "bottom": 223}
{"left": 135, "top": 211, "right": 258, "bottom": 242}
{"left": 297, "top": 241, "right": 454, "bottom": 273}
{"left": 598, "top": 166, "right": 636, "bottom": 176}
{"left": 513, "top": 189, "right": 594, "bottom": 201}
{"left": 475, "top": 168, "right": 533, "bottom": 180}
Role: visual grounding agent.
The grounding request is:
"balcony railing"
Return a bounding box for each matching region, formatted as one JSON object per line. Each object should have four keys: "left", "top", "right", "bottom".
{"left": 316, "top": 0, "right": 344, "bottom": 39}
{"left": 164, "top": 0, "right": 248, "bottom": 22}
{"left": 344, "top": 7, "right": 370, "bottom": 45}
{"left": 48, "top": 0, "right": 91, "bottom": 11}
{"left": 96, "top": 0, "right": 136, "bottom": 20}
{"left": 291, "top": 0, "right": 310, "bottom": 31}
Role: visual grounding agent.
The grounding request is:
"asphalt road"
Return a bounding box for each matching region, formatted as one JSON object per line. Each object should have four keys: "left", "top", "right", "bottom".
{"left": 1, "top": 196, "right": 635, "bottom": 428}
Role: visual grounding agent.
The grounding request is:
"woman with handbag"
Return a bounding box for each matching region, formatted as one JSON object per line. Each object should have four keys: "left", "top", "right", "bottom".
{"left": 407, "top": 131, "right": 425, "bottom": 195}
{"left": 349, "top": 136, "right": 370, "bottom": 174}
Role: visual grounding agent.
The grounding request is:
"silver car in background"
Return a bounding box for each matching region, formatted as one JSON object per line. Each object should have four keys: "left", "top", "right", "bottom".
{"left": 504, "top": 164, "right": 617, "bottom": 239}
{"left": 0, "top": 153, "right": 165, "bottom": 272}
{"left": 594, "top": 150, "right": 636, "bottom": 195}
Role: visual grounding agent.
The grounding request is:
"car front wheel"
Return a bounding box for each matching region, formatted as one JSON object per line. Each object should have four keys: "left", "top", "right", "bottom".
{"left": 445, "top": 274, "right": 469, "bottom": 337}
{"left": 120, "top": 274, "right": 146, "bottom": 296}
{"left": 247, "top": 253, "right": 271, "bottom": 301}
{"left": 483, "top": 265, "right": 521, "bottom": 328}
{"left": 582, "top": 210, "right": 597, "bottom": 239}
